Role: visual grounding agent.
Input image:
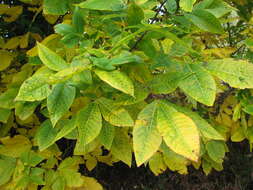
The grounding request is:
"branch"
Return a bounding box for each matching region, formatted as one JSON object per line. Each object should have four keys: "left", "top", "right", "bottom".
{"left": 130, "top": 0, "right": 168, "bottom": 51}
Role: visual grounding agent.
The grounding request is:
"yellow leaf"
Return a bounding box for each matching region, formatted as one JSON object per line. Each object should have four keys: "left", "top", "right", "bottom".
{"left": 157, "top": 101, "right": 200, "bottom": 162}
{"left": 149, "top": 152, "right": 167, "bottom": 176}
{"left": 0, "top": 135, "right": 32, "bottom": 157}
{"left": 3, "top": 36, "right": 20, "bottom": 49}
{"left": 0, "top": 50, "right": 14, "bottom": 71}
{"left": 85, "top": 155, "right": 98, "bottom": 171}
{"left": 27, "top": 34, "right": 59, "bottom": 56}
{"left": 67, "top": 177, "right": 103, "bottom": 190}
{"left": 43, "top": 14, "right": 59, "bottom": 24}
{"left": 20, "top": 33, "right": 30, "bottom": 49}
{"left": 0, "top": 4, "right": 23, "bottom": 22}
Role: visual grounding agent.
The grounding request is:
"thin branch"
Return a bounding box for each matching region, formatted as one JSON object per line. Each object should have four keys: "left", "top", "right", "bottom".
{"left": 130, "top": 0, "right": 168, "bottom": 51}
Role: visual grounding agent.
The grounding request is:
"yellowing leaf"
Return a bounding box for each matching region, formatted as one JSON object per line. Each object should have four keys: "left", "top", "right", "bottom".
{"left": 15, "top": 74, "right": 52, "bottom": 102}
{"left": 37, "top": 42, "right": 69, "bottom": 71}
{"left": 166, "top": 102, "right": 224, "bottom": 141}
{"left": 97, "top": 98, "right": 134, "bottom": 127}
{"left": 66, "top": 177, "right": 103, "bottom": 190}
{"left": 47, "top": 83, "right": 76, "bottom": 127}
{"left": 180, "top": 0, "right": 196, "bottom": 12}
{"left": 0, "top": 4, "right": 23, "bottom": 22}
{"left": 179, "top": 64, "right": 216, "bottom": 106}
{"left": 149, "top": 152, "right": 167, "bottom": 176}
{"left": 111, "top": 128, "right": 132, "bottom": 167}
{"left": 3, "top": 36, "right": 20, "bottom": 49}
{"left": 0, "top": 155, "right": 16, "bottom": 186}
{"left": 36, "top": 120, "right": 57, "bottom": 151}
{"left": 95, "top": 69, "right": 134, "bottom": 96}
{"left": 0, "top": 50, "right": 14, "bottom": 71}
{"left": 156, "top": 101, "right": 200, "bottom": 161}
{"left": 205, "top": 58, "right": 253, "bottom": 89}
{"left": 77, "top": 103, "right": 102, "bottom": 147}
{"left": 0, "top": 135, "right": 32, "bottom": 157}
{"left": 133, "top": 101, "right": 162, "bottom": 166}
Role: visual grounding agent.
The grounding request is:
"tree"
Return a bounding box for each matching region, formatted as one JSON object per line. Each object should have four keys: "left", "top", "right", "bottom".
{"left": 0, "top": 0, "right": 253, "bottom": 189}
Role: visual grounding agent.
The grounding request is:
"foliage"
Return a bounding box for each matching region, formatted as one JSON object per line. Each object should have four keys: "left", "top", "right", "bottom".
{"left": 1, "top": 0, "right": 253, "bottom": 189}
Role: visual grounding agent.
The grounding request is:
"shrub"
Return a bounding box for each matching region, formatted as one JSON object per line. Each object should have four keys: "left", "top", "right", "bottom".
{"left": 0, "top": 0, "right": 253, "bottom": 189}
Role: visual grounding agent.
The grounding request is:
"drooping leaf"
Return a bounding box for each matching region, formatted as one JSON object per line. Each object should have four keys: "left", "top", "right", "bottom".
{"left": 111, "top": 128, "right": 132, "bottom": 167}
{"left": 133, "top": 101, "right": 162, "bottom": 166}
{"left": 166, "top": 102, "right": 224, "bottom": 140}
{"left": 156, "top": 101, "right": 200, "bottom": 161}
{"left": 47, "top": 83, "right": 76, "bottom": 127}
{"left": 206, "top": 141, "right": 225, "bottom": 163}
{"left": 179, "top": 64, "right": 216, "bottom": 106}
{"left": 95, "top": 69, "right": 134, "bottom": 96}
{"left": 204, "top": 58, "right": 253, "bottom": 89}
{"left": 98, "top": 121, "right": 115, "bottom": 150}
{"left": 37, "top": 42, "right": 69, "bottom": 71}
{"left": 77, "top": 103, "right": 102, "bottom": 147}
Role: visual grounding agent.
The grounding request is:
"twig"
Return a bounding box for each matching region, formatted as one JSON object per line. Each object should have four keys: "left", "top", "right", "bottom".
{"left": 130, "top": 0, "right": 168, "bottom": 51}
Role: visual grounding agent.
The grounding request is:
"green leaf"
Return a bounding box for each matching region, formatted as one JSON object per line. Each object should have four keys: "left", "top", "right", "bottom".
{"left": 43, "top": 0, "right": 69, "bottom": 15}
{"left": 204, "top": 58, "right": 253, "bottom": 89}
{"left": 54, "top": 24, "right": 75, "bottom": 36}
{"left": 127, "top": 3, "right": 144, "bottom": 26}
{"left": 133, "top": 101, "right": 162, "bottom": 166}
{"left": 0, "top": 108, "right": 11, "bottom": 123}
{"left": 206, "top": 141, "right": 225, "bottom": 163}
{"left": 166, "top": 102, "right": 224, "bottom": 140}
{"left": 185, "top": 9, "right": 224, "bottom": 33}
{"left": 195, "top": 0, "right": 234, "bottom": 18}
{"left": 179, "top": 64, "right": 216, "bottom": 106}
{"left": 72, "top": 7, "right": 85, "bottom": 34}
{"left": 95, "top": 69, "right": 134, "bottom": 96}
{"left": 36, "top": 120, "right": 58, "bottom": 151}
{"left": 77, "top": 103, "right": 102, "bottom": 147}
{"left": 47, "top": 83, "right": 76, "bottom": 127}
{"left": 55, "top": 117, "right": 78, "bottom": 141}
{"left": 111, "top": 128, "right": 132, "bottom": 167}
{"left": 98, "top": 121, "right": 115, "bottom": 150}
{"left": 97, "top": 98, "right": 134, "bottom": 127}
{"left": 20, "top": 151, "right": 44, "bottom": 167}
{"left": 0, "top": 88, "right": 19, "bottom": 109}
{"left": 15, "top": 74, "right": 52, "bottom": 102}
{"left": 180, "top": 0, "right": 197, "bottom": 12}
{"left": 149, "top": 72, "right": 181, "bottom": 94}
{"left": 78, "top": 0, "right": 125, "bottom": 11}
{"left": 37, "top": 42, "right": 69, "bottom": 71}
{"left": 0, "top": 155, "right": 16, "bottom": 185}
{"left": 156, "top": 101, "right": 200, "bottom": 161}
{"left": 15, "top": 101, "right": 39, "bottom": 120}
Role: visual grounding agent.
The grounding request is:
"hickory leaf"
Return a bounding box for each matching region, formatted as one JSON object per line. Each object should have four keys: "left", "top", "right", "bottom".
{"left": 156, "top": 101, "right": 200, "bottom": 161}
{"left": 78, "top": 0, "right": 126, "bottom": 11}
{"left": 180, "top": 0, "right": 197, "bottom": 12}
{"left": 77, "top": 103, "right": 102, "bottom": 146}
{"left": 133, "top": 101, "right": 162, "bottom": 166}
{"left": 95, "top": 69, "right": 134, "bottom": 96}
{"left": 97, "top": 98, "right": 134, "bottom": 127}
{"left": 37, "top": 42, "right": 69, "bottom": 71}
{"left": 47, "top": 83, "right": 76, "bottom": 127}
{"left": 204, "top": 58, "right": 253, "bottom": 89}
{"left": 179, "top": 64, "right": 216, "bottom": 106}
